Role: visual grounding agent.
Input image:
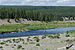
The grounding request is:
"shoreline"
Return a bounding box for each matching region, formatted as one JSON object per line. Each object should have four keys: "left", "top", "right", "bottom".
{"left": 0, "top": 27, "right": 75, "bottom": 39}
{"left": 0, "top": 33, "right": 74, "bottom": 50}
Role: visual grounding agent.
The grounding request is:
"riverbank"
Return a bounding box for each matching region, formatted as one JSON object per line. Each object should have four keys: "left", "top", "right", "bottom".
{"left": 0, "top": 32, "right": 75, "bottom": 50}
{"left": 0, "top": 21, "right": 75, "bottom": 34}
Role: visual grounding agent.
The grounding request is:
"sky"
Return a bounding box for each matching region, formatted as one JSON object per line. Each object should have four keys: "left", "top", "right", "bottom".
{"left": 0, "top": 0, "right": 75, "bottom": 6}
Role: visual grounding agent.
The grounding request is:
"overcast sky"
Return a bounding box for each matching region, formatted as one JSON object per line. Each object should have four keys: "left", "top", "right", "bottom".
{"left": 0, "top": 0, "right": 75, "bottom": 6}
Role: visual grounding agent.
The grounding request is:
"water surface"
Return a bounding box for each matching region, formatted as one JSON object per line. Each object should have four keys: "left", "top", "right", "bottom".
{"left": 0, "top": 27, "right": 75, "bottom": 39}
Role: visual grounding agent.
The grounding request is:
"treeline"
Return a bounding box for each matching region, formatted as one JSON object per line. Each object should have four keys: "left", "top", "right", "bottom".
{"left": 0, "top": 6, "right": 75, "bottom": 22}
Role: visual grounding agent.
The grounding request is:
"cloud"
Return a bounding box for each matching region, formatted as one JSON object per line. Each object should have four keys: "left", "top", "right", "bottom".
{"left": 0, "top": 0, "right": 75, "bottom": 6}
{"left": 57, "top": 0, "right": 70, "bottom": 3}
{"left": 56, "top": 0, "right": 75, "bottom": 6}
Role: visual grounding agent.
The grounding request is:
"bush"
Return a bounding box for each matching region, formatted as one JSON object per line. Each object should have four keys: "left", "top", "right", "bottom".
{"left": 34, "top": 37, "right": 40, "bottom": 42}
{"left": 33, "top": 36, "right": 38, "bottom": 38}
{"left": 53, "top": 34, "right": 60, "bottom": 36}
{"left": 5, "top": 44, "right": 9, "bottom": 46}
{"left": 48, "top": 35, "right": 54, "bottom": 39}
{"left": 56, "top": 34, "right": 60, "bottom": 36}
{"left": 29, "top": 42, "right": 35, "bottom": 44}
{"left": 36, "top": 43, "right": 40, "bottom": 46}
{"left": 42, "top": 35, "right": 46, "bottom": 39}
{"left": 54, "top": 35, "right": 60, "bottom": 39}
{"left": 35, "top": 38, "right": 40, "bottom": 42}
{"left": 21, "top": 39, "right": 24, "bottom": 41}
{"left": 0, "top": 42, "right": 5, "bottom": 45}
{"left": 14, "top": 44, "right": 16, "bottom": 46}
{"left": 23, "top": 42, "right": 24, "bottom": 44}
{"left": 12, "top": 46, "right": 14, "bottom": 48}
{"left": 12, "top": 39, "right": 20, "bottom": 43}
{"left": 5, "top": 40, "right": 12, "bottom": 43}
{"left": 17, "top": 45, "right": 22, "bottom": 49}
{"left": 48, "top": 35, "right": 52, "bottom": 38}
{"left": 48, "top": 35, "right": 60, "bottom": 39}
{"left": 0, "top": 46, "right": 3, "bottom": 48}
{"left": 28, "top": 37, "right": 31, "bottom": 38}
{"left": 27, "top": 38, "right": 29, "bottom": 42}
{"left": 45, "top": 48, "right": 49, "bottom": 50}
{"left": 13, "top": 39, "right": 16, "bottom": 42}
{"left": 27, "top": 37, "right": 31, "bottom": 42}
{"left": 66, "top": 34, "right": 70, "bottom": 37}
{"left": 22, "top": 48, "right": 24, "bottom": 50}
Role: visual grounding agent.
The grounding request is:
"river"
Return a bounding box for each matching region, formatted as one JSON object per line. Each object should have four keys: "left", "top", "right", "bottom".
{"left": 0, "top": 27, "right": 75, "bottom": 39}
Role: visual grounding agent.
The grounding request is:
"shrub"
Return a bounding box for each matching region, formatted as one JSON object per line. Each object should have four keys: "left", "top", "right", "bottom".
{"left": 29, "top": 42, "right": 35, "bottom": 44}
{"left": 0, "top": 42, "right": 5, "bottom": 45}
{"left": 22, "top": 48, "right": 24, "bottom": 50}
{"left": 16, "top": 41, "right": 20, "bottom": 43}
{"left": 27, "top": 38, "right": 29, "bottom": 42}
{"left": 66, "top": 34, "right": 70, "bottom": 37}
{"left": 45, "top": 48, "right": 49, "bottom": 50}
{"left": 5, "top": 44, "right": 9, "bottom": 46}
{"left": 30, "top": 39, "right": 33, "bottom": 41}
{"left": 23, "top": 42, "right": 24, "bottom": 44}
{"left": 33, "top": 36, "right": 38, "bottom": 38}
{"left": 5, "top": 40, "right": 12, "bottom": 43}
{"left": 12, "top": 46, "right": 14, "bottom": 48}
{"left": 19, "top": 38, "right": 24, "bottom": 41}
{"left": 48, "top": 35, "right": 60, "bottom": 39}
{"left": 56, "top": 34, "right": 60, "bottom": 36}
{"left": 36, "top": 43, "right": 40, "bottom": 46}
{"left": 54, "top": 35, "right": 60, "bottom": 39}
{"left": 42, "top": 35, "right": 46, "bottom": 39}
{"left": 36, "top": 38, "right": 40, "bottom": 42}
{"left": 48, "top": 35, "right": 54, "bottom": 39}
{"left": 48, "top": 35, "right": 52, "bottom": 38}
{"left": 34, "top": 37, "right": 40, "bottom": 42}
{"left": 19, "top": 38, "right": 22, "bottom": 41}
{"left": 14, "top": 44, "right": 16, "bottom": 46}
{"left": 28, "top": 37, "right": 31, "bottom": 38}
{"left": 17, "top": 45, "right": 22, "bottom": 49}
{"left": 57, "top": 36, "right": 60, "bottom": 38}
{"left": 13, "top": 39, "right": 16, "bottom": 42}
{"left": 53, "top": 34, "right": 60, "bottom": 36}
{"left": 0, "top": 46, "right": 3, "bottom": 48}
{"left": 21, "top": 39, "right": 24, "bottom": 41}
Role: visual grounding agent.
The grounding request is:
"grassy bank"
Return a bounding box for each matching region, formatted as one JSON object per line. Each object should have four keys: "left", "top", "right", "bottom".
{"left": 0, "top": 22, "right": 75, "bottom": 34}
{"left": 0, "top": 24, "right": 27, "bottom": 33}
{"left": 19, "top": 22, "right": 75, "bottom": 31}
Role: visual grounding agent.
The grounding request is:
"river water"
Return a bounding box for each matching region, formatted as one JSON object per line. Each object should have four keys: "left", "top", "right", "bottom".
{"left": 0, "top": 27, "right": 75, "bottom": 39}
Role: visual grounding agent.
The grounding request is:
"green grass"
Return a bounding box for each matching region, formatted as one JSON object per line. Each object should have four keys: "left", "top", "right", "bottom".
{"left": 68, "top": 31, "right": 75, "bottom": 34}
{"left": 0, "top": 22, "right": 75, "bottom": 34}
{"left": 0, "top": 24, "right": 28, "bottom": 33}
{"left": 25, "top": 22, "right": 75, "bottom": 30}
